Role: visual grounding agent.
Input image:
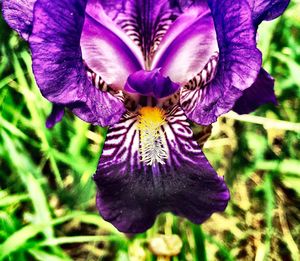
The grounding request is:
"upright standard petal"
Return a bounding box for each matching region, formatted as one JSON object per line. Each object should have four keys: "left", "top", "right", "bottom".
{"left": 2, "top": 0, "right": 36, "bottom": 40}
{"left": 180, "top": 0, "right": 262, "bottom": 126}
{"left": 29, "top": 0, "right": 125, "bottom": 126}
{"left": 81, "top": 13, "right": 143, "bottom": 89}
{"left": 99, "top": 0, "right": 183, "bottom": 64}
{"left": 246, "top": 0, "right": 290, "bottom": 26}
{"left": 152, "top": 2, "right": 218, "bottom": 84}
{"left": 94, "top": 106, "right": 229, "bottom": 233}
{"left": 233, "top": 68, "right": 277, "bottom": 114}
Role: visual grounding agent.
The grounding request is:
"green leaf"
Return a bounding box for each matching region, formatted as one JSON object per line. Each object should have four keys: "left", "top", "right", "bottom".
{"left": 29, "top": 249, "right": 72, "bottom": 261}
{"left": 0, "top": 223, "right": 48, "bottom": 259}
{"left": 0, "top": 194, "right": 29, "bottom": 207}
{"left": 1, "top": 131, "right": 54, "bottom": 239}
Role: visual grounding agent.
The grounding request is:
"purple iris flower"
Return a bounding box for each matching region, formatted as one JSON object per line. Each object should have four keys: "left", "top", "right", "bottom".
{"left": 2, "top": 0, "right": 289, "bottom": 233}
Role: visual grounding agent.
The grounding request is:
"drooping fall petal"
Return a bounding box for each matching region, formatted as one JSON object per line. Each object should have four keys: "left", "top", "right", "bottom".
{"left": 2, "top": 0, "right": 36, "bottom": 39}
{"left": 29, "top": 0, "right": 125, "bottom": 126}
{"left": 246, "top": 0, "right": 290, "bottom": 26}
{"left": 94, "top": 106, "right": 229, "bottom": 233}
{"left": 233, "top": 68, "right": 277, "bottom": 114}
{"left": 179, "top": 0, "right": 262, "bottom": 125}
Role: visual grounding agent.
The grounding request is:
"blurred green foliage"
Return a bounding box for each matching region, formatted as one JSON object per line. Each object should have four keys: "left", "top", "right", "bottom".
{"left": 0, "top": 1, "right": 300, "bottom": 260}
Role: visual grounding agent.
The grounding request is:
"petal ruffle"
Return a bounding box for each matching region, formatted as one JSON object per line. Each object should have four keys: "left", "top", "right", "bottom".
{"left": 2, "top": 0, "right": 36, "bottom": 40}
{"left": 94, "top": 106, "right": 229, "bottom": 233}
{"left": 181, "top": 0, "right": 262, "bottom": 126}
{"left": 246, "top": 0, "right": 290, "bottom": 26}
{"left": 233, "top": 68, "right": 277, "bottom": 114}
{"left": 29, "top": 0, "right": 125, "bottom": 126}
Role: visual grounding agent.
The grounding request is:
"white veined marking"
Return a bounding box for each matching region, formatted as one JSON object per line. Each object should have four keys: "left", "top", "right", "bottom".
{"left": 137, "top": 107, "right": 168, "bottom": 166}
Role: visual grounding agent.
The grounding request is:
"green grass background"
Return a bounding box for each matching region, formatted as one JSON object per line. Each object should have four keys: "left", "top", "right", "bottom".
{"left": 0, "top": 1, "right": 300, "bottom": 260}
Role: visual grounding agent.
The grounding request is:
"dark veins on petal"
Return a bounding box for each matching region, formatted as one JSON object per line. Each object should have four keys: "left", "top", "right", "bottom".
{"left": 100, "top": 0, "right": 184, "bottom": 65}
{"left": 29, "top": 0, "right": 125, "bottom": 126}
{"left": 94, "top": 105, "right": 229, "bottom": 233}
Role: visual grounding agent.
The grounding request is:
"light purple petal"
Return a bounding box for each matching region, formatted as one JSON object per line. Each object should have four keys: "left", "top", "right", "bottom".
{"left": 233, "top": 68, "right": 277, "bottom": 114}
{"left": 2, "top": 0, "right": 36, "bottom": 40}
{"left": 99, "top": 0, "right": 183, "bottom": 62}
{"left": 181, "top": 0, "right": 262, "bottom": 126}
{"left": 246, "top": 0, "right": 290, "bottom": 26}
{"left": 152, "top": 2, "right": 218, "bottom": 84}
{"left": 81, "top": 0, "right": 144, "bottom": 89}
{"left": 29, "top": 0, "right": 125, "bottom": 126}
{"left": 94, "top": 106, "right": 229, "bottom": 233}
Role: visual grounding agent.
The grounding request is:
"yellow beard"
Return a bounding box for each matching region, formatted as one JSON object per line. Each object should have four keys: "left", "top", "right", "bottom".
{"left": 137, "top": 107, "right": 168, "bottom": 165}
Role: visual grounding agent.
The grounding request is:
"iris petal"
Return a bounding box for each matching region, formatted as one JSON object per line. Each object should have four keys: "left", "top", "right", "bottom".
{"left": 152, "top": 2, "right": 218, "bottom": 84}
{"left": 233, "top": 68, "right": 277, "bottom": 114}
{"left": 246, "top": 0, "right": 290, "bottom": 26}
{"left": 46, "top": 104, "right": 65, "bottom": 129}
{"left": 29, "top": 0, "right": 125, "bottom": 126}
{"left": 82, "top": 0, "right": 145, "bottom": 89}
{"left": 125, "top": 69, "right": 180, "bottom": 98}
{"left": 2, "top": 0, "right": 36, "bottom": 40}
{"left": 81, "top": 13, "right": 143, "bottom": 89}
{"left": 94, "top": 106, "right": 229, "bottom": 233}
{"left": 181, "top": 0, "right": 262, "bottom": 125}
{"left": 99, "top": 0, "right": 182, "bottom": 63}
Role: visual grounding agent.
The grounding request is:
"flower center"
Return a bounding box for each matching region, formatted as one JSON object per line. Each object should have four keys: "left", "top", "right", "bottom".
{"left": 138, "top": 107, "right": 168, "bottom": 166}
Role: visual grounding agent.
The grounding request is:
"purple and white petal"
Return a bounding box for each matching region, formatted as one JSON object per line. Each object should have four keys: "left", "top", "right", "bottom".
{"left": 2, "top": 0, "right": 36, "bottom": 40}
{"left": 152, "top": 2, "right": 218, "bottom": 84}
{"left": 29, "top": 0, "right": 125, "bottom": 126}
{"left": 94, "top": 106, "right": 229, "bottom": 233}
{"left": 180, "top": 0, "right": 262, "bottom": 126}
{"left": 81, "top": 0, "right": 144, "bottom": 89}
{"left": 246, "top": 0, "right": 290, "bottom": 26}
{"left": 99, "top": 0, "right": 183, "bottom": 63}
{"left": 233, "top": 68, "right": 277, "bottom": 114}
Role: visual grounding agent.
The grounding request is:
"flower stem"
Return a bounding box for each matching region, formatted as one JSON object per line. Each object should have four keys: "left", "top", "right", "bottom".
{"left": 192, "top": 224, "right": 207, "bottom": 261}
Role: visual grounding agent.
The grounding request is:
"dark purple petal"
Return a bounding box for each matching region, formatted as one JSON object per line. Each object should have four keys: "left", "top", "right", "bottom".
{"left": 124, "top": 69, "right": 180, "bottom": 98}
{"left": 94, "top": 106, "right": 229, "bottom": 233}
{"left": 46, "top": 104, "right": 65, "bottom": 129}
{"left": 246, "top": 0, "right": 290, "bottom": 26}
{"left": 152, "top": 2, "right": 218, "bottom": 84}
{"left": 2, "top": 0, "right": 36, "bottom": 40}
{"left": 181, "top": 0, "right": 262, "bottom": 126}
{"left": 29, "top": 0, "right": 125, "bottom": 126}
{"left": 81, "top": 1, "right": 144, "bottom": 89}
{"left": 233, "top": 68, "right": 277, "bottom": 114}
